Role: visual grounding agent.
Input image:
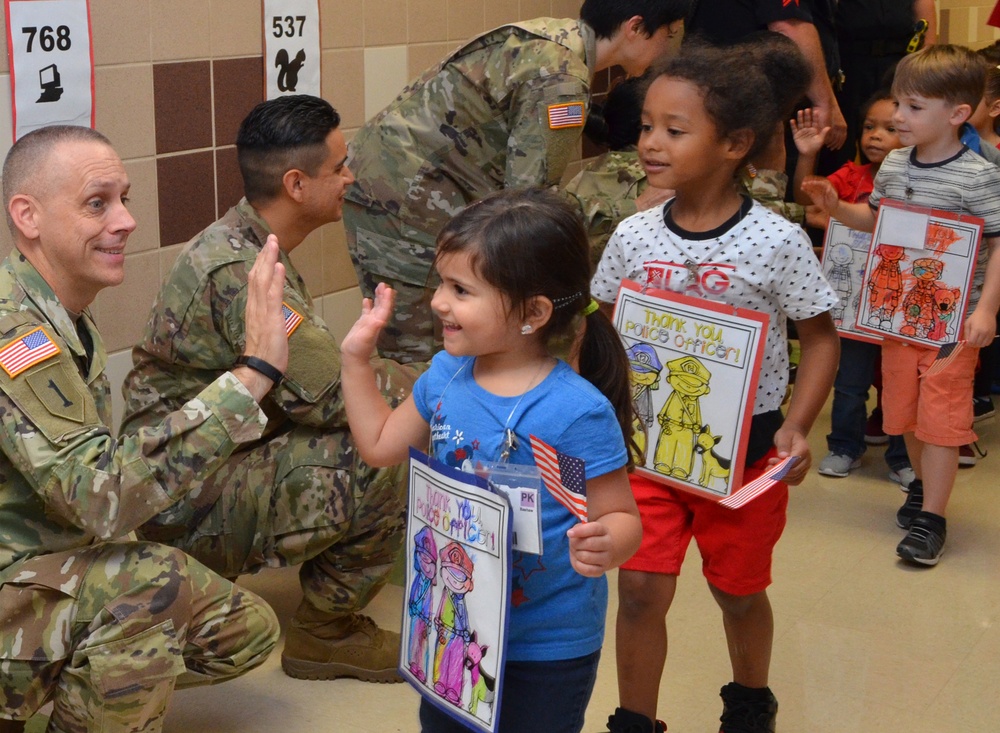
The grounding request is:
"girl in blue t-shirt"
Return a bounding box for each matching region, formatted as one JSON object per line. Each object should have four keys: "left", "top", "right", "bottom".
{"left": 341, "top": 187, "right": 641, "bottom": 733}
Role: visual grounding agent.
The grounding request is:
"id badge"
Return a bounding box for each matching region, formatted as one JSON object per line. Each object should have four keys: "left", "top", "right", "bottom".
{"left": 480, "top": 461, "right": 544, "bottom": 555}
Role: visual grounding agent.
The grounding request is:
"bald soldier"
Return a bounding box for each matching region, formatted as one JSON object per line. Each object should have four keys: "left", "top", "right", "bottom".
{"left": 0, "top": 126, "right": 287, "bottom": 732}
{"left": 121, "top": 96, "right": 421, "bottom": 684}
{"left": 343, "top": 0, "right": 690, "bottom": 364}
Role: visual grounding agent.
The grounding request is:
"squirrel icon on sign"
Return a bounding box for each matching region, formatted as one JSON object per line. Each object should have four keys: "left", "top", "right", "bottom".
{"left": 275, "top": 49, "right": 306, "bottom": 92}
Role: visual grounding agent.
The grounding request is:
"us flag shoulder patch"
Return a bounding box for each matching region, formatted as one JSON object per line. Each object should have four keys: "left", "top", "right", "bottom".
{"left": 282, "top": 302, "right": 303, "bottom": 337}
{"left": 547, "top": 102, "right": 585, "bottom": 129}
{"left": 0, "top": 326, "right": 61, "bottom": 378}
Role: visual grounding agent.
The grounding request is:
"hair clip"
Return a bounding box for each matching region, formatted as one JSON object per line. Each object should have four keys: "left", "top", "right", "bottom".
{"left": 550, "top": 292, "right": 582, "bottom": 310}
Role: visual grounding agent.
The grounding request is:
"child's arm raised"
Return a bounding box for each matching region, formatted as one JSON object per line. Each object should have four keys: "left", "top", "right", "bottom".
{"left": 800, "top": 176, "right": 876, "bottom": 232}
{"left": 341, "top": 283, "right": 430, "bottom": 466}
{"left": 966, "top": 236, "right": 1000, "bottom": 347}
{"left": 790, "top": 108, "right": 829, "bottom": 205}
{"left": 566, "top": 466, "right": 641, "bottom": 578}
{"left": 771, "top": 311, "right": 839, "bottom": 484}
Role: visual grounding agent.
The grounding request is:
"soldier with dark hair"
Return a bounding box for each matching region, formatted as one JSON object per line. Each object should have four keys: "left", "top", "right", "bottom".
{"left": 343, "top": 0, "right": 691, "bottom": 365}
{"left": 0, "top": 125, "right": 285, "bottom": 732}
{"left": 121, "top": 95, "right": 423, "bottom": 685}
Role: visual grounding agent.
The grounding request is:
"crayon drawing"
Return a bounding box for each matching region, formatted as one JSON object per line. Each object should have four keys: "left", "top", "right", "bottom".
{"left": 402, "top": 450, "right": 512, "bottom": 733}
{"left": 856, "top": 200, "right": 983, "bottom": 347}
{"left": 612, "top": 280, "right": 768, "bottom": 501}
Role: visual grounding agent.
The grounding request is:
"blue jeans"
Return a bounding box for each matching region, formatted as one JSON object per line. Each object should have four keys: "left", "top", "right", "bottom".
{"left": 418, "top": 650, "right": 601, "bottom": 733}
{"left": 827, "top": 338, "right": 909, "bottom": 470}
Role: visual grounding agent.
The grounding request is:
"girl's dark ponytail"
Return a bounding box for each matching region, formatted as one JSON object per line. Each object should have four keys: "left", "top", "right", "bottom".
{"left": 578, "top": 303, "right": 641, "bottom": 470}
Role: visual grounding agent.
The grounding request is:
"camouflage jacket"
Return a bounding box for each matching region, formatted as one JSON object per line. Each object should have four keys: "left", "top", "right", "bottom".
{"left": 564, "top": 148, "right": 647, "bottom": 265}
{"left": 121, "top": 200, "right": 416, "bottom": 441}
{"left": 740, "top": 167, "right": 805, "bottom": 224}
{"left": 345, "top": 18, "right": 595, "bottom": 280}
{"left": 566, "top": 150, "right": 805, "bottom": 264}
{"left": 0, "top": 252, "right": 267, "bottom": 578}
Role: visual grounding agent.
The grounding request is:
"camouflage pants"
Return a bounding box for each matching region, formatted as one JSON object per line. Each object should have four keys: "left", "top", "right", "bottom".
{"left": 0, "top": 541, "right": 277, "bottom": 731}
{"left": 342, "top": 200, "right": 442, "bottom": 364}
{"left": 139, "top": 422, "right": 407, "bottom": 619}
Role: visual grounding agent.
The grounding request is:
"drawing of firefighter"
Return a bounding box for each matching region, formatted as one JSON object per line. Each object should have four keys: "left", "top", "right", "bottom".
{"left": 626, "top": 343, "right": 664, "bottom": 458}
{"left": 433, "top": 541, "right": 475, "bottom": 706}
{"left": 825, "top": 243, "right": 854, "bottom": 326}
{"left": 867, "top": 243, "right": 905, "bottom": 328}
{"left": 408, "top": 526, "right": 438, "bottom": 683}
{"left": 900, "top": 257, "right": 946, "bottom": 339}
{"left": 654, "top": 356, "right": 711, "bottom": 480}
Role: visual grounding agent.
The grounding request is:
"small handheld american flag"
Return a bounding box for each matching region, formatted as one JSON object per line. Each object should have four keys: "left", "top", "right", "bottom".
{"left": 529, "top": 434, "right": 588, "bottom": 522}
{"left": 718, "top": 456, "right": 799, "bottom": 509}
{"left": 921, "top": 340, "right": 965, "bottom": 378}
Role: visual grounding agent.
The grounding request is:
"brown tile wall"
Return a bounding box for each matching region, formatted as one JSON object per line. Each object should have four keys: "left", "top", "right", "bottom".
{"left": 1, "top": 0, "right": 996, "bottom": 353}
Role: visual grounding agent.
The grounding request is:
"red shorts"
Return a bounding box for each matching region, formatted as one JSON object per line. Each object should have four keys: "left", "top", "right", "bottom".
{"left": 622, "top": 449, "right": 788, "bottom": 596}
{"left": 881, "top": 340, "right": 978, "bottom": 446}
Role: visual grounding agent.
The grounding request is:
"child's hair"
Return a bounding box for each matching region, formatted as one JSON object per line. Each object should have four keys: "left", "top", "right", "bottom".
{"left": 584, "top": 75, "right": 647, "bottom": 151}
{"left": 434, "top": 188, "right": 640, "bottom": 465}
{"left": 859, "top": 88, "right": 894, "bottom": 125}
{"left": 647, "top": 41, "right": 787, "bottom": 165}
{"left": 892, "top": 44, "right": 986, "bottom": 110}
{"left": 977, "top": 41, "right": 1000, "bottom": 107}
{"left": 732, "top": 31, "right": 812, "bottom": 120}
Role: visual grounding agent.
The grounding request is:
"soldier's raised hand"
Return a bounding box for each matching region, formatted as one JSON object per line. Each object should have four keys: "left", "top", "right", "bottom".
{"left": 236, "top": 235, "right": 288, "bottom": 398}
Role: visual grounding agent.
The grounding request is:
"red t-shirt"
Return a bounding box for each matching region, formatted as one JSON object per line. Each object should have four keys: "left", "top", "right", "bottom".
{"left": 827, "top": 160, "right": 875, "bottom": 203}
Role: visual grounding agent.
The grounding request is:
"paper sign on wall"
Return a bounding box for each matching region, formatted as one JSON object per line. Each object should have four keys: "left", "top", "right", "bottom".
{"left": 4, "top": 0, "right": 94, "bottom": 141}
{"left": 263, "top": 0, "right": 320, "bottom": 99}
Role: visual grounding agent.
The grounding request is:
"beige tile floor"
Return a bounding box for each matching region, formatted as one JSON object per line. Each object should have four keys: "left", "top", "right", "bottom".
{"left": 31, "top": 398, "right": 1000, "bottom": 733}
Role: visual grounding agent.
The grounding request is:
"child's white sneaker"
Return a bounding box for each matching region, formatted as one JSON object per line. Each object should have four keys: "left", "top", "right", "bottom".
{"left": 817, "top": 452, "right": 861, "bottom": 477}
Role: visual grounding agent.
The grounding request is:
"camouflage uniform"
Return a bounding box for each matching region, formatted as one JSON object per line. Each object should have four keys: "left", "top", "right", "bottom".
{"left": 121, "top": 200, "right": 420, "bottom": 625}
{"left": 565, "top": 152, "right": 806, "bottom": 266}
{"left": 343, "top": 18, "right": 596, "bottom": 363}
{"left": 0, "top": 252, "right": 278, "bottom": 729}
{"left": 564, "top": 148, "right": 647, "bottom": 266}
{"left": 741, "top": 166, "right": 806, "bottom": 225}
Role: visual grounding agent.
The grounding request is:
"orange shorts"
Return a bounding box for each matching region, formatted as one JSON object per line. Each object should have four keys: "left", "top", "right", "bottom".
{"left": 880, "top": 340, "right": 978, "bottom": 446}
{"left": 621, "top": 449, "right": 788, "bottom": 596}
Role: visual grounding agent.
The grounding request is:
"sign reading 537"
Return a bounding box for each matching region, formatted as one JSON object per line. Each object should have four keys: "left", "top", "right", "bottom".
{"left": 263, "top": 0, "right": 320, "bottom": 99}
{"left": 4, "top": 0, "right": 95, "bottom": 140}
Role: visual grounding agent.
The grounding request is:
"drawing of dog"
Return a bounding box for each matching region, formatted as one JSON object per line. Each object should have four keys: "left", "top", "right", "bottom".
{"left": 695, "top": 427, "right": 731, "bottom": 489}
{"left": 465, "top": 632, "right": 496, "bottom": 718}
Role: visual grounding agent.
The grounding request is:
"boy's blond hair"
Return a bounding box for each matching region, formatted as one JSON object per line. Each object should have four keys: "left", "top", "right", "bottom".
{"left": 892, "top": 44, "right": 985, "bottom": 110}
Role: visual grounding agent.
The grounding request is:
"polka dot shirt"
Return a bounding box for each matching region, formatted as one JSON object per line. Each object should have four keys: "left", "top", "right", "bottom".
{"left": 593, "top": 197, "right": 839, "bottom": 413}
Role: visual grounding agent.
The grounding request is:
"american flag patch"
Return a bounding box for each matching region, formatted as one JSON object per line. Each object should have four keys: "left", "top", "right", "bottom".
{"left": 282, "top": 303, "right": 303, "bottom": 337}
{"left": 530, "top": 434, "right": 588, "bottom": 522}
{"left": 547, "top": 102, "right": 585, "bottom": 129}
{"left": 0, "top": 326, "right": 61, "bottom": 378}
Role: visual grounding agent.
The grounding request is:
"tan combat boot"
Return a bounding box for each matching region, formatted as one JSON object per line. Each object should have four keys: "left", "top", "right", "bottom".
{"left": 280, "top": 601, "right": 403, "bottom": 683}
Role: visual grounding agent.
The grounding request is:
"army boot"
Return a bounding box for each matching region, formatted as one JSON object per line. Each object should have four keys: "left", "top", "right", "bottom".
{"left": 605, "top": 706, "right": 667, "bottom": 733}
{"left": 280, "top": 600, "right": 403, "bottom": 683}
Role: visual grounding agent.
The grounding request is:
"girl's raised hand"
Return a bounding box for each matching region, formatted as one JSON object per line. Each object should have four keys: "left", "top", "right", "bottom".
{"left": 790, "top": 108, "right": 830, "bottom": 157}
{"left": 341, "top": 282, "right": 395, "bottom": 362}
